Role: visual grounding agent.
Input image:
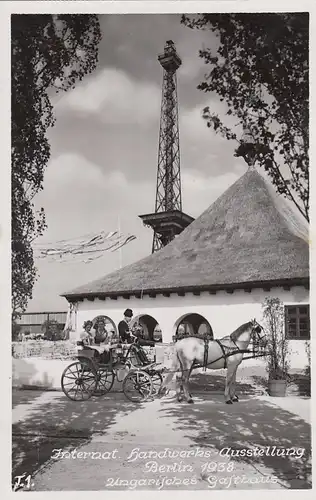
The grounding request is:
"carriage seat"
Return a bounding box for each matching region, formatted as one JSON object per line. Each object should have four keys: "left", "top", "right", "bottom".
{"left": 136, "top": 338, "right": 155, "bottom": 348}
{"left": 77, "top": 340, "right": 120, "bottom": 350}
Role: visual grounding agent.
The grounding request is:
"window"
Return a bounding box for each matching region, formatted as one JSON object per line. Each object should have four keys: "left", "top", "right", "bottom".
{"left": 285, "top": 305, "right": 310, "bottom": 340}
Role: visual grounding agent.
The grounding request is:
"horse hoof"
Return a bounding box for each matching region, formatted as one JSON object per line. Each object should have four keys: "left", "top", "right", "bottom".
{"left": 232, "top": 396, "right": 239, "bottom": 402}
{"left": 187, "top": 398, "right": 194, "bottom": 404}
{"left": 225, "top": 400, "right": 233, "bottom": 405}
{"left": 177, "top": 396, "right": 183, "bottom": 403}
{"left": 158, "top": 386, "right": 165, "bottom": 395}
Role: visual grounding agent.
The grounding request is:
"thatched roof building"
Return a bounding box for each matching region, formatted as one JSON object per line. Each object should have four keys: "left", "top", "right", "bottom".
{"left": 63, "top": 169, "right": 309, "bottom": 301}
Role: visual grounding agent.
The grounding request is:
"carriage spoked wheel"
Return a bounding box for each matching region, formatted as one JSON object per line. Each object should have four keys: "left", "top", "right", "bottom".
{"left": 122, "top": 369, "right": 153, "bottom": 402}
{"left": 61, "top": 361, "right": 97, "bottom": 401}
{"left": 149, "top": 372, "right": 163, "bottom": 395}
{"left": 93, "top": 368, "right": 115, "bottom": 396}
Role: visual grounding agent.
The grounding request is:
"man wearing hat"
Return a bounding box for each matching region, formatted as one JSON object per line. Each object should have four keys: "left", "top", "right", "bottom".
{"left": 118, "top": 309, "right": 134, "bottom": 343}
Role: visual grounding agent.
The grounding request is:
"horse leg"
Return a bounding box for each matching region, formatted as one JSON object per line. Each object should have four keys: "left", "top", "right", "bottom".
{"left": 176, "top": 373, "right": 184, "bottom": 402}
{"left": 181, "top": 362, "right": 194, "bottom": 404}
{"left": 158, "top": 370, "right": 173, "bottom": 396}
{"left": 174, "top": 354, "right": 185, "bottom": 402}
{"left": 230, "top": 365, "right": 239, "bottom": 402}
{"left": 225, "top": 365, "right": 236, "bottom": 404}
{"left": 158, "top": 351, "right": 181, "bottom": 397}
{"left": 188, "top": 364, "right": 194, "bottom": 399}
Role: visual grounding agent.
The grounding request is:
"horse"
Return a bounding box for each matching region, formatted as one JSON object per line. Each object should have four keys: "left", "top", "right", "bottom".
{"left": 159, "top": 319, "right": 266, "bottom": 404}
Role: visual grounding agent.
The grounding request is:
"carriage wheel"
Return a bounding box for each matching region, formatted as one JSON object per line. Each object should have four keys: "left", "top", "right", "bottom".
{"left": 123, "top": 370, "right": 153, "bottom": 402}
{"left": 150, "top": 372, "right": 163, "bottom": 395}
{"left": 93, "top": 368, "right": 115, "bottom": 396}
{"left": 61, "top": 361, "right": 97, "bottom": 401}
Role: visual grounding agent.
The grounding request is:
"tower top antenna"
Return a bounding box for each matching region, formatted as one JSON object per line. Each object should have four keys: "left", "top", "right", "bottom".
{"left": 158, "top": 40, "right": 182, "bottom": 71}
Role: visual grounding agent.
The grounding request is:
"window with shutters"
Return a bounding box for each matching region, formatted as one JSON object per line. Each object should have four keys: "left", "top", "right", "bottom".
{"left": 285, "top": 305, "right": 310, "bottom": 340}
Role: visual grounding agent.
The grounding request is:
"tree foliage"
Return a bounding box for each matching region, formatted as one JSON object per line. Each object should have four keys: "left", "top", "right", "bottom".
{"left": 11, "top": 14, "right": 101, "bottom": 318}
{"left": 12, "top": 319, "right": 22, "bottom": 341}
{"left": 182, "top": 13, "right": 309, "bottom": 221}
{"left": 262, "top": 297, "right": 290, "bottom": 380}
{"left": 41, "top": 318, "right": 63, "bottom": 340}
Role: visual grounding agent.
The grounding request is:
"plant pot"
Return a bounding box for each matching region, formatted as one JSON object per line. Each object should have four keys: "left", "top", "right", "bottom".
{"left": 268, "top": 379, "right": 287, "bottom": 397}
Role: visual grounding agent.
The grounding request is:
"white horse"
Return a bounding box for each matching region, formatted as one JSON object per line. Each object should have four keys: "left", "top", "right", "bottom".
{"left": 159, "top": 319, "right": 266, "bottom": 404}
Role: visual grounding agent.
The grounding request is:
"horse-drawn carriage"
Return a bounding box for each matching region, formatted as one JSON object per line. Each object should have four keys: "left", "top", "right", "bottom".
{"left": 61, "top": 338, "right": 164, "bottom": 402}
{"left": 61, "top": 319, "right": 267, "bottom": 405}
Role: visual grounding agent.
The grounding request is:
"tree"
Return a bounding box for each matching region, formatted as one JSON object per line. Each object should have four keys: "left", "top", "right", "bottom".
{"left": 11, "top": 15, "right": 101, "bottom": 319}
{"left": 181, "top": 13, "right": 309, "bottom": 222}
{"left": 41, "top": 319, "right": 63, "bottom": 341}
{"left": 262, "top": 297, "right": 290, "bottom": 380}
{"left": 12, "top": 319, "right": 22, "bottom": 341}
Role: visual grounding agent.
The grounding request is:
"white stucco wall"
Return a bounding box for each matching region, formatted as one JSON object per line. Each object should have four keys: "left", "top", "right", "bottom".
{"left": 12, "top": 358, "right": 124, "bottom": 391}
{"left": 72, "top": 285, "right": 309, "bottom": 370}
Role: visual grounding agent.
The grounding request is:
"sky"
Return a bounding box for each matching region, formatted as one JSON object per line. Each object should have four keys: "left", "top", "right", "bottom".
{"left": 29, "top": 13, "right": 248, "bottom": 312}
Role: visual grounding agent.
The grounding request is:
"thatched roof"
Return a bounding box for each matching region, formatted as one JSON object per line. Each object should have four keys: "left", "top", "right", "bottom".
{"left": 63, "top": 169, "right": 309, "bottom": 299}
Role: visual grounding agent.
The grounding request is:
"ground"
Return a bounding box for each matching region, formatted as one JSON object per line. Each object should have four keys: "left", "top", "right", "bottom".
{"left": 12, "top": 374, "right": 311, "bottom": 491}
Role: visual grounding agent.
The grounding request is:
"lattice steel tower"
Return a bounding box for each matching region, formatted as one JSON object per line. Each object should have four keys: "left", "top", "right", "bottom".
{"left": 139, "top": 40, "right": 194, "bottom": 253}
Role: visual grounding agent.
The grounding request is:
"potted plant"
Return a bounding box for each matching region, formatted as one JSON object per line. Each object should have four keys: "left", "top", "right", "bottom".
{"left": 262, "top": 297, "right": 290, "bottom": 397}
{"left": 303, "top": 340, "right": 311, "bottom": 396}
{"left": 304, "top": 340, "right": 311, "bottom": 377}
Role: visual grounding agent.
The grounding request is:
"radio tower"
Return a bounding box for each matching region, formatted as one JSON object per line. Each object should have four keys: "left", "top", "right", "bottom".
{"left": 139, "top": 40, "right": 194, "bottom": 253}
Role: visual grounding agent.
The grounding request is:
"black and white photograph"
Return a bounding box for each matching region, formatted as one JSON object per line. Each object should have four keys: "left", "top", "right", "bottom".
{"left": 8, "top": 1, "right": 312, "bottom": 493}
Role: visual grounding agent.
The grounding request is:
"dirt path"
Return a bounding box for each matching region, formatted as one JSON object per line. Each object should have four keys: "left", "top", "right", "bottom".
{"left": 12, "top": 390, "right": 311, "bottom": 491}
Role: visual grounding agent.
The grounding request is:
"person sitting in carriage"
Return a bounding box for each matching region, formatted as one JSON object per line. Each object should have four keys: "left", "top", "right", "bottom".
{"left": 80, "top": 320, "right": 95, "bottom": 345}
{"left": 93, "top": 317, "right": 112, "bottom": 345}
{"left": 92, "top": 317, "right": 115, "bottom": 363}
{"left": 118, "top": 310, "right": 155, "bottom": 366}
{"left": 118, "top": 309, "right": 135, "bottom": 343}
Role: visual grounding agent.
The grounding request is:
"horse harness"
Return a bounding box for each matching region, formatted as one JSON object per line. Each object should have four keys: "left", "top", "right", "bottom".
{"left": 200, "top": 337, "right": 257, "bottom": 371}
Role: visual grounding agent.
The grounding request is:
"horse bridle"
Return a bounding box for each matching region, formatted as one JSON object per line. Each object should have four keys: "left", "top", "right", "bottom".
{"left": 250, "top": 319, "right": 266, "bottom": 343}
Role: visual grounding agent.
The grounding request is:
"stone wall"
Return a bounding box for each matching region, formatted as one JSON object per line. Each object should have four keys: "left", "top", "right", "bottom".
{"left": 12, "top": 342, "right": 164, "bottom": 391}
{"left": 12, "top": 340, "right": 159, "bottom": 363}
{"left": 12, "top": 340, "right": 78, "bottom": 360}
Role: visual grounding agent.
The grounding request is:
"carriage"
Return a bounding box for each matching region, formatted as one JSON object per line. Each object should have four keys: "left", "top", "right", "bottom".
{"left": 61, "top": 337, "right": 164, "bottom": 402}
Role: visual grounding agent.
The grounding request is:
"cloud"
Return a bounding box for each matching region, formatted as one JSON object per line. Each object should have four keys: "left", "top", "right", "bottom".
{"left": 182, "top": 168, "right": 247, "bottom": 217}
{"left": 54, "top": 68, "right": 161, "bottom": 126}
{"left": 179, "top": 104, "right": 246, "bottom": 177}
{"left": 180, "top": 101, "right": 241, "bottom": 143}
{"left": 38, "top": 153, "right": 245, "bottom": 235}
{"left": 35, "top": 153, "right": 154, "bottom": 239}
{"left": 177, "top": 27, "right": 219, "bottom": 82}
{"left": 31, "top": 153, "right": 154, "bottom": 310}
{"left": 180, "top": 106, "right": 210, "bottom": 142}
